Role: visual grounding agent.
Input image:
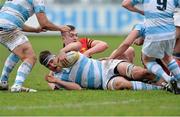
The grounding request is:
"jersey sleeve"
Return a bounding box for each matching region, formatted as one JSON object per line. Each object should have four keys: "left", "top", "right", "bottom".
{"left": 131, "top": 0, "right": 144, "bottom": 6}
{"left": 132, "top": 23, "right": 145, "bottom": 37}
{"left": 33, "top": 0, "right": 45, "bottom": 13}
{"left": 86, "top": 38, "right": 94, "bottom": 49}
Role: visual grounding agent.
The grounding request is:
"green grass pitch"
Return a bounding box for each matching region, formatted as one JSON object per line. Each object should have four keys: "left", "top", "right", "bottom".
{"left": 0, "top": 35, "right": 180, "bottom": 116}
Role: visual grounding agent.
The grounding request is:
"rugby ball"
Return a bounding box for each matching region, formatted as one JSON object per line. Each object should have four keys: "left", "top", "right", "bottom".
{"left": 58, "top": 51, "right": 79, "bottom": 68}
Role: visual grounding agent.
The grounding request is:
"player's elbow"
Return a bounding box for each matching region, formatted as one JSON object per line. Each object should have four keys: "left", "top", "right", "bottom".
{"left": 101, "top": 42, "right": 109, "bottom": 50}
{"left": 38, "top": 19, "right": 50, "bottom": 29}
{"left": 39, "top": 22, "right": 49, "bottom": 29}
{"left": 122, "top": 0, "right": 131, "bottom": 8}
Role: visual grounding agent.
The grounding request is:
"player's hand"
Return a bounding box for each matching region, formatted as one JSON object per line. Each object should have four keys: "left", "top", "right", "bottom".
{"left": 53, "top": 51, "right": 67, "bottom": 67}
{"left": 45, "top": 75, "right": 57, "bottom": 83}
{"left": 59, "top": 25, "right": 71, "bottom": 32}
{"left": 83, "top": 52, "right": 91, "bottom": 58}
{"left": 35, "top": 27, "right": 47, "bottom": 33}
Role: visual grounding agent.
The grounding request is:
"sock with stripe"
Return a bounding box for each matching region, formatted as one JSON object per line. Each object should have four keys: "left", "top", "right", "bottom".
{"left": 14, "top": 61, "right": 32, "bottom": 86}
{"left": 146, "top": 61, "right": 172, "bottom": 82}
{"left": 167, "top": 59, "right": 180, "bottom": 81}
{"left": 0, "top": 53, "right": 20, "bottom": 81}
{"left": 131, "top": 81, "right": 162, "bottom": 90}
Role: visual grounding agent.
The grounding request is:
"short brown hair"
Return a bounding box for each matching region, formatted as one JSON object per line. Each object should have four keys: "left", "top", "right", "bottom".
{"left": 66, "top": 25, "right": 75, "bottom": 31}
{"left": 39, "top": 50, "right": 52, "bottom": 67}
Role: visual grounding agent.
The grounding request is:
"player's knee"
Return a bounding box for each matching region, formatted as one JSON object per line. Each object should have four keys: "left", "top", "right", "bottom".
{"left": 127, "top": 47, "right": 135, "bottom": 62}
{"left": 140, "top": 69, "right": 152, "bottom": 78}
{"left": 108, "top": 78, "right": 125, "bottom": 90}
{"left": 23, "top": 54, "right": 37, "bottom": 65}
{"left": 114, "top": 81, "right": 124, "bottom": 90}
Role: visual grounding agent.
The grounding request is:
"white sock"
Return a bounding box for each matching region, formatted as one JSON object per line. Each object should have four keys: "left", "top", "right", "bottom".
{"left": 0, "top": 53, "right": 19, "bottom": 81}
{"left": 131, "top": 81, "right": 162, "bottom": 90}
{"left": 14, "top": 61, "right": 32, "bottom": 86}
{"left": 146, "top": 61, "right": 172, "bottom": 82}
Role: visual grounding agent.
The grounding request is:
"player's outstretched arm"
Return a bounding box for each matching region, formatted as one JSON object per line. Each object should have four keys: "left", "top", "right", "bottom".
{"left": 109, "top": 30, "right": 139, "bottom": 59}
{"left": 36, "top": 12, "right": 70, "bottom": 32}
{"left": 22, "top": 24, "right": 46, "bottom": 33}
{"left": 60, "top": 42, "right": 82, "bottom": 53}
{"left": 83, "top": 39, "right": 109, "bottom": 57}
{"left": 122, "top": 0, "right": 144, "bottom": 15}
{"left": 45, "top": 74, "right": 82, "bottom": 90}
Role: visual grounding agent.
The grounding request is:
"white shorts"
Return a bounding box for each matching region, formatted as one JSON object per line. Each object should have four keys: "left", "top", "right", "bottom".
{"left": 101, "top": 59, "right": 125, "bottom": 90}
{"left": 142, "top": 39, "right": 176, "bottom": 59}
{"left": 174, "top": 8, "right": 180, "bottom": 27}
{"left": 0, "top": 29, "right": 29, "bottom": 51}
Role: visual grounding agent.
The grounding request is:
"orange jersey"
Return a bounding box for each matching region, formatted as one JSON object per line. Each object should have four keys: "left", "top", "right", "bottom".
{"left": 79, "top": 38, "right": 93, "bottom": 54}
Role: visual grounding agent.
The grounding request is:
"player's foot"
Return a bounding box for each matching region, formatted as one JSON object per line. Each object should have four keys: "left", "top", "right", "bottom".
{"left": 170, "top": 79, "right": 180, "bottom": 94}
{"left": 11, "top": 84, "right": 37, "bottom": 93}
{"left": 0, "top": 80, "right": 8, "bottom": 90}
{"left": 161, "top": 82, "right": 172, "bottom": 92}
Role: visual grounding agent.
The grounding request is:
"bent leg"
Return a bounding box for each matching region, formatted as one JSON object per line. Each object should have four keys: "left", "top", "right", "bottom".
{"left": 107, "top": 76, "right": 162, "bottom": 90}
{"left": 12, "top": 42, "right": 37, "bottom": 86}
{"left": 163, "top": 53, "right": 180, "bottom": 81}
{"left": 123, "top": 47, "right": 135, "bottom": 63}
{"left": 107, "top": 76, "right": 132, "bottom": 90}
{"left": 174, "top": 27, "right": 180, "bottom": 62}
{"left": 116, "top": 61, "right": 155, "bottom": 81}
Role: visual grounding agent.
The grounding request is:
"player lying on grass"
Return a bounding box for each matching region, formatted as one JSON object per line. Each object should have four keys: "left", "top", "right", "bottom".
{"left": 61, "top": 25, "right": 135, "bottom": 62}
{"left": 48, "top": 25, "right": 135, "bottom": 89}
{"left": 39, "top": 50, "right": 172, "bottom": 91}
{"left": 109, "top": 23, "right": 171, "bottom": 86}
{"left": 48, "top": 24, "right": 109, "bottom": 89}
{"left": 61, "top": 25, "right": 109, "bottom": 58}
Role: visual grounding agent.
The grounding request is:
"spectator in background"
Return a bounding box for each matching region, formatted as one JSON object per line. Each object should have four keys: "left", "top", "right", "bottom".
{"left": 0, "top": 0, "right": 70, "bottom": 92}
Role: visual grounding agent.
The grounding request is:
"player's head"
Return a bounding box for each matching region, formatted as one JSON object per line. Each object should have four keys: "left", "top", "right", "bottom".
{"left": 39, "top": 50, "right": 62, "bottom": 72}
{"left": 61, "top": 25, "right": 78, "bottom": 47}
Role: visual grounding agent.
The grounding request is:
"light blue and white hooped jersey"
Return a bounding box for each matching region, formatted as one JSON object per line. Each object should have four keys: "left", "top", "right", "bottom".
{"left": 0, "top": 0, "right": 45, "bottom": 30}
{"left": 131, "top": 0, "right": 180, "bottom": 41}
{"left": 53, "top": 53, "right": 104, "bottom": 89}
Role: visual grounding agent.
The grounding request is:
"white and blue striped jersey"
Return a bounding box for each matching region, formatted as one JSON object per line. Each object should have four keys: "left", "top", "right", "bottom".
{"left": 131, "top": 0, "right": 180, "bottom": 41}
{"left": 0, "top": 0, "right": 45, "bottom": 30}
{"left": 53, "top": 53, "right": 104, "bottom": 89}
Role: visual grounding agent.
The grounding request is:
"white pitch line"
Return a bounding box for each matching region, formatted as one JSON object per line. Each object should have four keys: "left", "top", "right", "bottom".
{"left": 0, "top": 99, "right": 141, "bottom": 111}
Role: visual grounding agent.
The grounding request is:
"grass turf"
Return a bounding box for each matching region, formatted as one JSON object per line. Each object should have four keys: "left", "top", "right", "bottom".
{"left": 0, "top": 35, "right": 180, "bottom": 116}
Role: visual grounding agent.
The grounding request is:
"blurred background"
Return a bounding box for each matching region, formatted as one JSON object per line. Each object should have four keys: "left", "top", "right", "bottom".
{"left": 24, "top": 0, "right": 144, "bottom": 35}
